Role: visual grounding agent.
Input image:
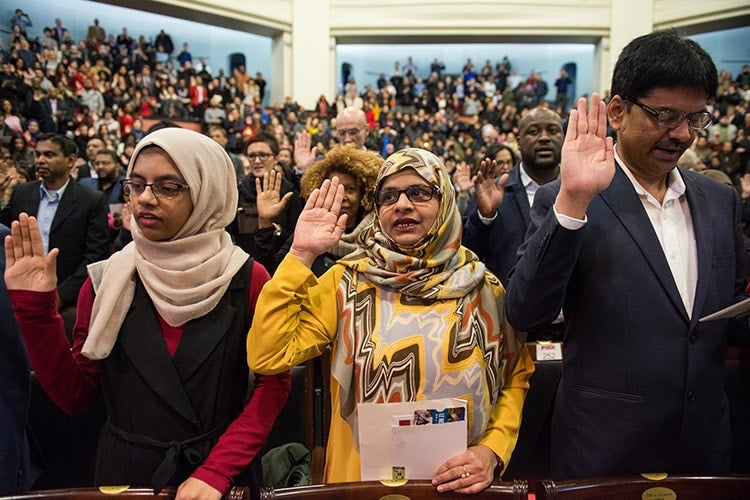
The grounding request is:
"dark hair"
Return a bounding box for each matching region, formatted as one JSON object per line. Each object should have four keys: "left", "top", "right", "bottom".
{"left": 610, "top": 29, "right": 718, "bottom": 101}
{"left": 95, "top": 149, "right": 119, "bottom": 164}
{"left": 208, "top": 125, "right": 227, "bottom": 138}
{"left": 9, "top": 131, "right": 26, "bottom": 150}
{"left": 145, "top": 119, "right": 179, "bottom": 135}
{"left": 486, "top": 143, "right": 517, "bottom": 164}
{"left": 38, "top": 133, "right": 78, "bottom": 157}
{"left": 245, "top": 131, "right": 279, "bottom": 155}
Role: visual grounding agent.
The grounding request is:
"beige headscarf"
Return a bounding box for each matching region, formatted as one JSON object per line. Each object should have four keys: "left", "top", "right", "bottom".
{"left": 82, "top": 127, "right": 248, "bottom": 360}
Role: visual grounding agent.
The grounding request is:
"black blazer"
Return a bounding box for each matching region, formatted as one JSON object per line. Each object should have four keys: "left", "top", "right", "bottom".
{"left": 462, "top": 165, "right": 530, "bottom": 284}
{"left": 506, "top": 165, "right": 749, "bottom": 479}
{"left": 0, "top": 180, "right": 110, "bottom": 306}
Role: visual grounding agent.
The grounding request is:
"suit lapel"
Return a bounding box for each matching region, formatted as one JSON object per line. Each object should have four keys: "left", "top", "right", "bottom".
{"left": 50, "top": 179, "right": 76, "bottom": 233}
{"left": 600, "top": 166, "right": 689, "bottom": 321}
{"left": 118, "top": 283, "right": 202, "bottom": 426}
{"left": 17, "top": 181, "right": 41, "bottom": 216}
{"left": 507, "top": 167, "right": 531, "bottom": 226}
{"left": 683, "top": 174, "right": 711, "bottom": 326}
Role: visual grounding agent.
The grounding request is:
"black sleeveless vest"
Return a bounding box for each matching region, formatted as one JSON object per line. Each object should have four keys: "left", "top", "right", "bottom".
{"left": 93, "top": 258, "right": 260, "bottom": 493}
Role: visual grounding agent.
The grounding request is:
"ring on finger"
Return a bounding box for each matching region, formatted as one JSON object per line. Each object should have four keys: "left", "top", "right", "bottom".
{"left": 461, "top": 465, "right": 470, "bottom": 479}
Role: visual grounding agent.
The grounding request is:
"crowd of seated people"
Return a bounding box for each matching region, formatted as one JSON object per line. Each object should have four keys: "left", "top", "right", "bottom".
{"left": 2, "top": 8, "right": 750, "bottom": 495}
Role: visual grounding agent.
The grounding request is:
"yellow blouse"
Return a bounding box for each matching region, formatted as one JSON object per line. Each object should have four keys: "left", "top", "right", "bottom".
{"left": 248, "top": 253, "right": 534, "bottom": 482}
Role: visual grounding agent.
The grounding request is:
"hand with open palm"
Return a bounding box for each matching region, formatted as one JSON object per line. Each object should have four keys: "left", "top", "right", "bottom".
{"left": 289, "top": 177, "right": 347, "bottom": 268}
{"left": 4, "top": 213, "right": 58, "bottom": 293}
{"left": 294, "top": 131, "right": 317, "bottom": 172}
{"left": 473, "top": 158, "right": 509, "bottom": 218}
{"left": 256, "top": 171, "right": 293, "bottom": 229}
{"left": 555, "top": 93, "right": 615, "bottom": 219}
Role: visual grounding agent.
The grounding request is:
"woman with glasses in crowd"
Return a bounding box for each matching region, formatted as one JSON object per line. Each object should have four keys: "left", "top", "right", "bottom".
{"left": 232, "top": 132, "right": 304, "bottom": 273}
{"left": 4, "top": 128, "right": 290, "bottom": 499}
{"left": 248, "top": 148, "right": 533, "bottom": 494}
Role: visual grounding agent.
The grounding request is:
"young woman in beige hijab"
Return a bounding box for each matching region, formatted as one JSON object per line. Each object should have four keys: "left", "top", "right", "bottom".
{"left": 4, "top": 128, "right": 289, "bottom": 499}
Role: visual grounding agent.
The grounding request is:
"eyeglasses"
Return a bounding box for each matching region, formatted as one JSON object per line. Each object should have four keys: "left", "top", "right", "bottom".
{"left": 495, "top": 159, "right": 513, "bottom": 166}
{"left": 247, "top": 152, "right": 273, "bottom": 161}
{"left": 375, "top": 185, "right": 440, "bottom": 206}
{"left": 625, "top": 96, "right": 713, "bottom": 130}
{"left": 121, "top": 179, "right": 189, "bottom": 199}
{"left": 337, "top": 128, "right": 361, "bottom": 138}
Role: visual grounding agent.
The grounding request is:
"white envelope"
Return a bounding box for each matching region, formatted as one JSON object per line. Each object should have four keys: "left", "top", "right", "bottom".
{"left": 358, "top": 398, "right": 467, "bottom": 480}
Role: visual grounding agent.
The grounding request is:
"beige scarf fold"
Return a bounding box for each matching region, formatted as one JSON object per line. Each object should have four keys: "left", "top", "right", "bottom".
{"left": 82, "top": 128, "right": 248, "bottom": 359}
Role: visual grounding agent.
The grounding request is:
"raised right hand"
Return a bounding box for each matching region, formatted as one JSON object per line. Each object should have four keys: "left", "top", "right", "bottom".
{"left": 555, "top": 93, "right": 615, "bottom": 219}
{"left": 289, "top": 177, "right": 347, "bottom": 268}
{"left": 293, "top": 131, "right": 316, "bottom": 172}
{"left": 4, "top": 213, "right": 58, "bottom": 292}
{"left": 256, "top": 171, "right": 293, "bottom": 228}
{"left": 473, "top": 158, "right": 509, "bottom": 218}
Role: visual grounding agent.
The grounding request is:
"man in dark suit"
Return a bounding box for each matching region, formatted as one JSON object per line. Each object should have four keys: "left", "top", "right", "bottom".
{"left": 462, "top": 108, "right": 563, "bottom": 284}
{"left": 506, "top": 30, "right": 748, "bottom": 480}
{"left": 0, "top": 133, "right": 109, "bottom": 338}
{"left": 0, "top": 223, "right": 33, "bottom": 494}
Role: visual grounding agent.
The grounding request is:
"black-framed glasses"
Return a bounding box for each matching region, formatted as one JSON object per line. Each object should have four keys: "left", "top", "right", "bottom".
{"left": 121, "top": 179, "right": 189, "bottom": 199}
{"left": 624, "top": 96, "right": 713, "bottom": 130}
{"left": 375, "top": 185, "right": 441, "bottom": 206}
{"left": 247, "top": 152, "right": 273, "bottom": 161}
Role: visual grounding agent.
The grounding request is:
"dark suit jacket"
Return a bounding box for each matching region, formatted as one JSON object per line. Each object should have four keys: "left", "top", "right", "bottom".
{"left": 462, "top": 165, "right": 530, "bottom": 283}
{"left": 506, "top": 165, "right": 749, "bottom": 480}
{"left": 79, "top": 173, "right": 125, "bottom": 205}
{"left": 0, "top": 224, "right": 32, "bottom": 494}
{"left": 0, "top": 180, "right": 110, "bottom": 306}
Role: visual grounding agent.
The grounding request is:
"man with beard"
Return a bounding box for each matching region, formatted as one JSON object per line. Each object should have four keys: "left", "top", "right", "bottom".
{"left": 79, "top": 149, "right": 124, "bottom": 205}
{"left": 462, "top": 107, "right": 563, "bottom": 286}
{"left": 506, "top": 31, "right": 747, "bottom": 480}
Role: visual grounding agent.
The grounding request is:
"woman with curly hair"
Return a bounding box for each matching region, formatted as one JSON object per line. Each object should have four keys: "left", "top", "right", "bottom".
{"left": 269, "top": 144, "right": 382, "bottom": 276}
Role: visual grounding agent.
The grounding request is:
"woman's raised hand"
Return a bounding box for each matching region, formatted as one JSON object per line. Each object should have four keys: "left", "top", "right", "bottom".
{"left": 289, "top": 177, "right": 347, "bottom": 268}
{"left": 293, "top": 131, "right": 316, "bottom": 172}
{"left": 256, "top": 170, "right": 293, "bottom": 228}
{"left": 4, "top": 213, "right": 58, "bottom": 292}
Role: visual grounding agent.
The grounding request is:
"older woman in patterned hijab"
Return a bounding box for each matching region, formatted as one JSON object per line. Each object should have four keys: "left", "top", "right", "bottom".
{"left": 248, "top": 148, "right": 533, "bottom": 494}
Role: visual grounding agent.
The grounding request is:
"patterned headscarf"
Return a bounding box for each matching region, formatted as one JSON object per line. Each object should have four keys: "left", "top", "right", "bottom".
{"left": 334, "top": 148, "right": 522, "bottom": 447}
{"left": 339, "top": 147, "right": 486, "bottom": 299}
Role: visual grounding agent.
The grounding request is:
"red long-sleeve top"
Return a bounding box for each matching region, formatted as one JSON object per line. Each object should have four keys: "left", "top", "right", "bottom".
{"left": 9, "top": 260, "right": 290, "bottom": 494}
